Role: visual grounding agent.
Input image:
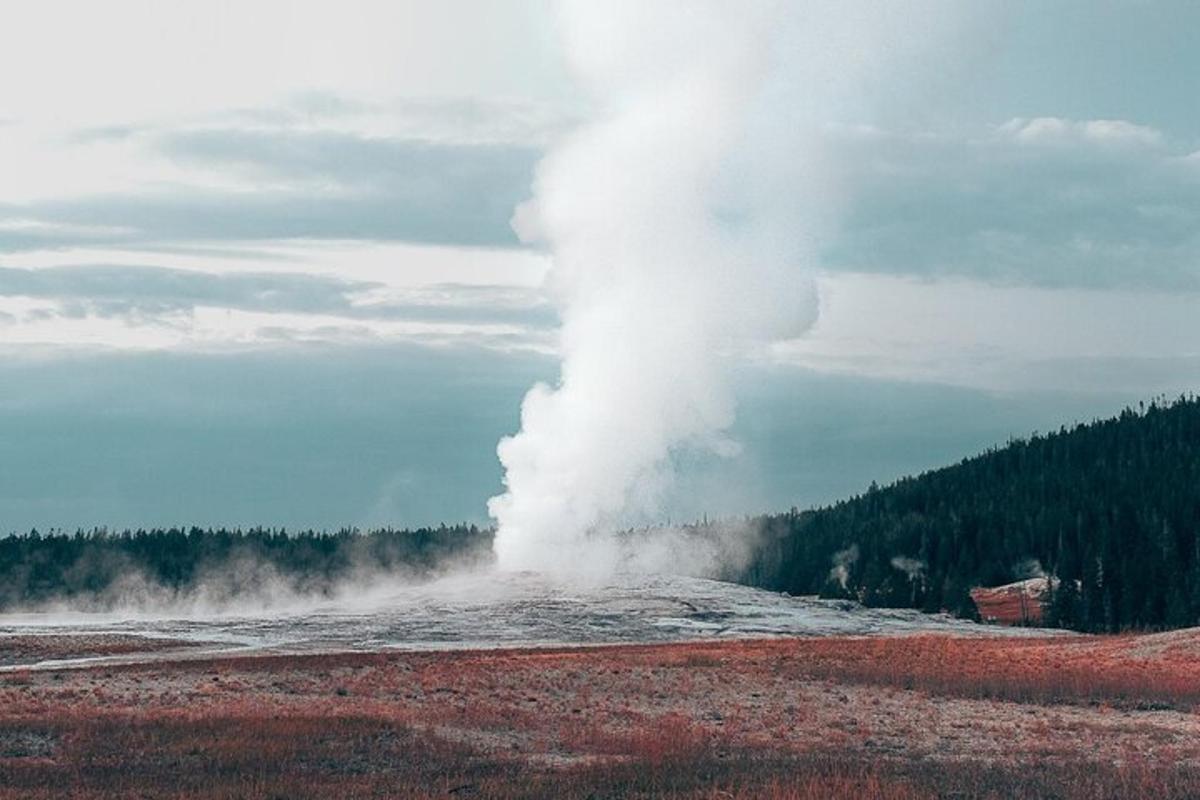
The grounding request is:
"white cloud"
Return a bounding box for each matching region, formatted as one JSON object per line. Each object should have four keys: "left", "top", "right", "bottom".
{"left": 0, "top": 241, "right": 553, "bottom": 352}
{"left": 3, "top": 240, "right": 550, "bottom": 287}
{"left": 774, "top": 272, "right": 1200, "bottom": 392}
{"left": 0, "top": 1, "right": 568, "bottom": 129}
{"left": 0, "top": 299, "right": 553, "bottom": 354}
{"left": 999, "top": 116, "right": 1164, "bottom": 149}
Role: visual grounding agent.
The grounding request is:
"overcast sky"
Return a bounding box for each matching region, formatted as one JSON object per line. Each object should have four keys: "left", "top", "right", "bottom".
{"left": 2, "top": 1, "right": 1198, "bottom": 532}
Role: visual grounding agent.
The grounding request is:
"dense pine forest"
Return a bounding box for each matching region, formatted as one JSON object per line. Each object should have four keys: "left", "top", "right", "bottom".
{"left": 0, "top": 525, "right": 490, "bottom": 611}
{"left": 737, "top": 396, "right": 1200, "bottom": 632}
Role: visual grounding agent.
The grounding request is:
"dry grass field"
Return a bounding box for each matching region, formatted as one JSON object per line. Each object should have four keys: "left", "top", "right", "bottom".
{"left": 2, "top": 631, "right": 1199, "bottom": 798}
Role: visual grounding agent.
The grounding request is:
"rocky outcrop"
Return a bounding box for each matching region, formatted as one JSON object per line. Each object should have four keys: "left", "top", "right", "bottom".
{"left": 970, "top": 577, "right": 1052, "bottom": 626}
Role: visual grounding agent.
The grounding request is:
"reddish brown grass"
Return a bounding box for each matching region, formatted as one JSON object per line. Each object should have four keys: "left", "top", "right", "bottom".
{"left": 3, "top": 631, "right": 1198, "bottom": 798}
{"left": 778, "top": 634, "right": 1200, "bottom": 710}
{"left": 0, "top": 634, "right": 204, "bottom": 666}
{"left": 1, "top": 711, "right": 1195, "bottom": 800}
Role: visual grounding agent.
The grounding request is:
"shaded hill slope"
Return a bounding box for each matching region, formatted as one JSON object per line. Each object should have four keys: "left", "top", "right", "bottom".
{"left": 737, "top": 396, "right": 1200, "bottom": 632}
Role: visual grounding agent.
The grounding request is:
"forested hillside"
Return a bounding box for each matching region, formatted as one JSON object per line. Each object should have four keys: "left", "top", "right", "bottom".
{"left": 0, "top": 525, "right": 490, "bottom": 611}
{"left": 738, "top": 396, "right": 1200, "bottom": 632}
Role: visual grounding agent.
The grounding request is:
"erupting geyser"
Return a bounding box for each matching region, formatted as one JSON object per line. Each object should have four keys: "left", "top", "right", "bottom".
{"left": 488, "top": 1, "right": 816, "bottom": 573}
{"left": 489, "top": 1, "right": 965, "bottom": 573}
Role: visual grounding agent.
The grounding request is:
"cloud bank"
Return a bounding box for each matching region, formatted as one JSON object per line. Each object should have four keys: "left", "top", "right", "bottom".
{"left": 827, "top": 117, "right": 1200, "bottom": 289}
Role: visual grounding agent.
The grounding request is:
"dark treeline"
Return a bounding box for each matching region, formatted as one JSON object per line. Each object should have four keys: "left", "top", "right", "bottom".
{"left": 0, "top": 524, "right": 491, "bottom": 610}
{"left": 738, "top": 396, "right": 1200, "bottom": 632}
{"left": 5, "top": 397, "right": 1199, "bottom": 631}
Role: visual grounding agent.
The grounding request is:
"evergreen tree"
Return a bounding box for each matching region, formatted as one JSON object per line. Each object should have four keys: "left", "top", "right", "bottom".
{"left": 736, "top": 395, "right": 1200, "bottom": 632}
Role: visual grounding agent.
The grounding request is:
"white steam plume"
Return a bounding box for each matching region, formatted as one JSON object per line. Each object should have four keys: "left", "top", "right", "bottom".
{"left": 490, "top": 1, "right": 973, "bottom": 574}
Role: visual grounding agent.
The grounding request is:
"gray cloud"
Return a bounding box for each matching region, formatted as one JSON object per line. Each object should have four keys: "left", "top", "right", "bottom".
{"left": 0, "top": 130, "right": 539, "bottom": 251}
{"left": 12, "top": 108, "right": 1197, "bottom": 294}
{"left": 824, "top": 119, "right": 1200, "bottom": 289}
{"left": 1000, "top": 354, "right": 1200, "bottom": 396}
{"left": 0, "top": 264, "right": 372, "bottom": 316}
{"left": 220, "top": 92, "right": 575, "bottom": 145}
{"left": 67, "top": 91, "right": 572, "bottom": 148}
{"left": 158, "top": 128, "right": 536, "bottom": 187}
{"left": 64, "top": 124, "right": 142, "bottom": 145}
{"left": 0, "top": 265, "right": 555, "bottom": 328}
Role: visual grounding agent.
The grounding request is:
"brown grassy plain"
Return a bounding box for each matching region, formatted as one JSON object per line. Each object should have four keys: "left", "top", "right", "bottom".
{"left": 2, "top": 631, "right": 1199, "bottom": 799}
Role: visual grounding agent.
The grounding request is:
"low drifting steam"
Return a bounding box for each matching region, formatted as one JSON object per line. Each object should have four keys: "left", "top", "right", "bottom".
{"left": 490, "top": 1, "right": 966, "bottom": 574}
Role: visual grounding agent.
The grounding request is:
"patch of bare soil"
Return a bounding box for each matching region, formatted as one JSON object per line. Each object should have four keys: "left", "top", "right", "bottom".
{"left": 0, "top": 633, "right": 207, "bottom": 667}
